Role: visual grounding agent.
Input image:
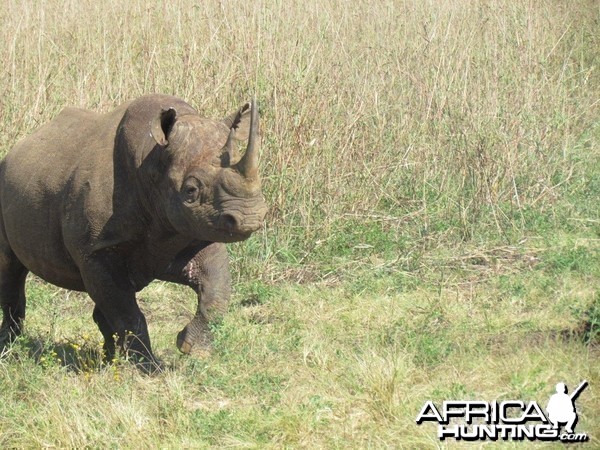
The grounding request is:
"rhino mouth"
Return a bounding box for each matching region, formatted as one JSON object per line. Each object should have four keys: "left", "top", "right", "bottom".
{"left": 218, "top": 226, "right": 253, "bottom": 241}
{"left": 216, "top": 211, "right": 263, "bottom": 238}
{"left": 208, "top": 230, "right": 252, "bottom": 243}
{"left": 226, "top": 231, "right": 252, "bottom": 241}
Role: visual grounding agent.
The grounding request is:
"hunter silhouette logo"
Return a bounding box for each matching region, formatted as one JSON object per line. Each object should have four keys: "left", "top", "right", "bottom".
{"left": 546, "top": 380, "right": 587, "bottom": 434}
{"left": 416, "top": 380, "right": 590, "bottom": 442}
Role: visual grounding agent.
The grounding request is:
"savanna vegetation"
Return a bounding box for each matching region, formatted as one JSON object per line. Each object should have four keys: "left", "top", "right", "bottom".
{"left": 0, "top": 0, "right": 598, "bottom": 448}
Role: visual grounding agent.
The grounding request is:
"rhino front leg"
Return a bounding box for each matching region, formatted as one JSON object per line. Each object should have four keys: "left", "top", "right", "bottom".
{"left": 92, "top": 305, "right": 116, "bottom": 362}
{"left": 80, "top": 254, "right": 160, "bottom": 373}
{"left": 159, "top": 242, "right": 231, "bottom": 357}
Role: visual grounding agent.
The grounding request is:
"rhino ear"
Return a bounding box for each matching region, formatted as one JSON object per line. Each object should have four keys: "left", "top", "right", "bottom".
{"left": 222, "top": 102, "right": 251, "bottom": 141}
{"left": 150, "top": 107, "right": 177, "bottom": 146}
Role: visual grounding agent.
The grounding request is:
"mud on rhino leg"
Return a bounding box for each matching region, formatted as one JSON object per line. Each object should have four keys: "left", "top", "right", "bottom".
{"left": 0, "top": 248, "right": 28, "bottom": 347}
{"left": 159, "top": 242, "right": 231, "bottom": 357}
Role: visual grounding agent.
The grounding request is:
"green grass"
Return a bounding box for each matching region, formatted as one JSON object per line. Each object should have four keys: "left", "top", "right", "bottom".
{"left": 2, "top": 269, "right": 598, "bottom": 448}
{"left": 0, "top": 0, "right": 599, "bottom": 448}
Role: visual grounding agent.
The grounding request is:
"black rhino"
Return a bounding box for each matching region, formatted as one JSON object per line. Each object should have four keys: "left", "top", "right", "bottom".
{"left": 0, "top": 94, "right": 267, "bottom": 372}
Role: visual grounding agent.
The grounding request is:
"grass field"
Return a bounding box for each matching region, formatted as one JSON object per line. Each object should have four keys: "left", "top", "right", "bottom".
{"left": 0, "top": 0, "right": 598, "bottom": 448}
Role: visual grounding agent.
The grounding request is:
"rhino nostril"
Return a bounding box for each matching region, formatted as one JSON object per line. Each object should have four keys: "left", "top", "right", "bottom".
{"left": 219, "top": 213, "right": 239, "bottom": 233}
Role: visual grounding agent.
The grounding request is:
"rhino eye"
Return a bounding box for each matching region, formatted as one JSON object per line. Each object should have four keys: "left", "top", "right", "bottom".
{"left": 182, "top": 178, "right": 201, "bottom": 203}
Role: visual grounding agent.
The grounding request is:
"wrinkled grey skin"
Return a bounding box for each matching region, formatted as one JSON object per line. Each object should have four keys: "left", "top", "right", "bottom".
{"left": 0, "top": 94, "right": 267, "bottom": 372}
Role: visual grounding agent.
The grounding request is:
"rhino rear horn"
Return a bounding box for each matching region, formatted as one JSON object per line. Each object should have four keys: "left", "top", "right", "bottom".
{"left": 223, "top": 102, "right": 251, "bottom": 139}
{"left": 221, "top": 102, "right": 251, "bottom": 166}
{"left": 150, "top": 107, "right": 177, "bottom": 146}
{"left": 232, "top": 98, "right": 259, "bottom": 180}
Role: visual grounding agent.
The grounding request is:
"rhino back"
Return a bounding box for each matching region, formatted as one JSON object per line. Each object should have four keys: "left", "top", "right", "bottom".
{"left": 0, "top": 106, "right": 126, "bottom": 290}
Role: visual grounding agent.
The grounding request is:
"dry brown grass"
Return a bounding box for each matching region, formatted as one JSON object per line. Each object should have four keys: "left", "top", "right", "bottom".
{"left": 1, "top": 0, "right": 597, "bottom": 248}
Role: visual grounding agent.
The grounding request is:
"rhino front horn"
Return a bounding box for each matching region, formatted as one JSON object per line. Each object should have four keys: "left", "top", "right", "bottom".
{"left": 234, "top": 98, "right": 259, "bottom": 181}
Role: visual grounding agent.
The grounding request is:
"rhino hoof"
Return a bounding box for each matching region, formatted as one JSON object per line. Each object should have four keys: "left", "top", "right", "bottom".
{"left": 176, "top": 329, "right": 212, "bottom": 358}
{"left": 177, "top": 334, "right": 193, "bottom": 354}
{"left": 137, "top": 359, "right": 166, "bottom": 375}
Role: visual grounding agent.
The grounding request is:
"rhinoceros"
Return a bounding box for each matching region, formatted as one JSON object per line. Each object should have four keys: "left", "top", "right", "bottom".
{"left": 0, "top": 94, "right": 267, "bottom": 372}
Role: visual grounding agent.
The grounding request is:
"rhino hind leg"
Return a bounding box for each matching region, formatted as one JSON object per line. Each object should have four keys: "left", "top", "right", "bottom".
{"left": 0, "top": 249, "right": 28, "bottom": 348}
{"left": 159, "top": 243, "right": 231, "bottom": 357}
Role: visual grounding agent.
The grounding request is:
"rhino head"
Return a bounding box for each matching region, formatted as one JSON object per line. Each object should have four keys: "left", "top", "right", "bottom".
{"left": 147, "top": 99, "right": 267, "bottom": 243}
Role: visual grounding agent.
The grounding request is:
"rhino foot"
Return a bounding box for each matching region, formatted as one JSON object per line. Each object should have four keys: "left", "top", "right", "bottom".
{"left": 0, "top": 322, "right": 22, "bottom": 351}
{"left": 176, "top": 322, "right": 214, "bottom": 358}
{"left": 135, "top": 357, "right": 166, "bottom": 375}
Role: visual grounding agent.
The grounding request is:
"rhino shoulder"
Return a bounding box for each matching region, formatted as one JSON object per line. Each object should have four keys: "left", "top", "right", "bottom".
{"left": 51, "top": 106, "right": 101, "bottom": 130}
{"left": 58, "top": 106, "right": 98, "bottom": 117}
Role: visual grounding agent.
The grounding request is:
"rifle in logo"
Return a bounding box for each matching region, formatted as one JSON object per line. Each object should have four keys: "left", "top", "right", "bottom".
{"left": 546, "top": 380, "right": 588, "bottom": 434}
